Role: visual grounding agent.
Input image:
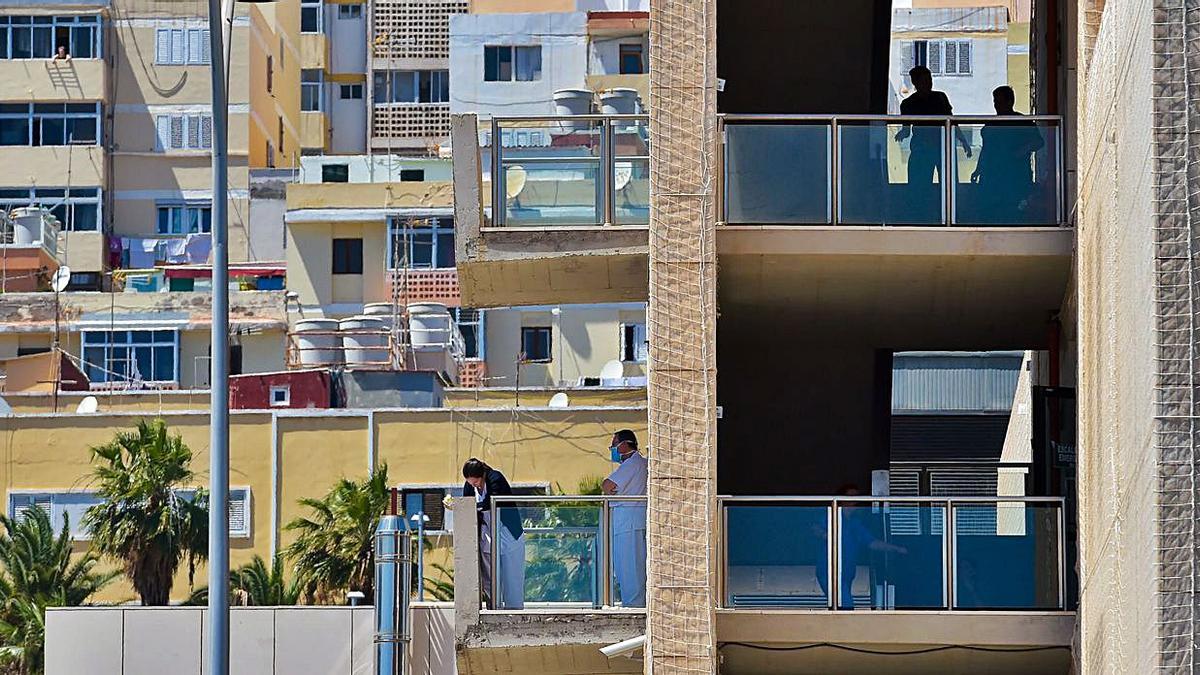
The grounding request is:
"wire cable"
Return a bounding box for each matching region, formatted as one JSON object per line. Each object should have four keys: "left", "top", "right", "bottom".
{"left": 719, "top": 641, "right": 1071, "bottom": 656}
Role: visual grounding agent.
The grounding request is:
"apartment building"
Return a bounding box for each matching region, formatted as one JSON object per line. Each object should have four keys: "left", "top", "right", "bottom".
{"left": 450, "top": 0, "right": 1079, "bottom": 671}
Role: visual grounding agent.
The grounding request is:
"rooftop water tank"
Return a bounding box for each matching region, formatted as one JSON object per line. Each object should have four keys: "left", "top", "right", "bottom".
{"left": 599, "top": 88, "right": 640, "bottom": 115}
{"left": 552, "top": 89, "right": 594, "bottom": 133}
{"left": 9, "top": 207, "right": 53, "bottom": 245}
{"left": 407, "top": 302, "right": 451, "bottom": 348}
{"left": 340, "top": 316, "right": 390, "bottom": 368}
{"left": 293, "top": 318, "right": 342, "bottom": 366}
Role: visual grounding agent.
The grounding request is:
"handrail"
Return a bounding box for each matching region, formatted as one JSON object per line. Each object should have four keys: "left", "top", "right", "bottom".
{"left": 719, "top": 495, "right": 1067, "bottom": 612}
{"left": 719, "top": 113, "right": 1063, "bottom": 122}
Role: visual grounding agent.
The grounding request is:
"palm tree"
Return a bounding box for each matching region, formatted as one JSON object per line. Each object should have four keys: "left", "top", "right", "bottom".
{"left": 231, "top": 555, "right": 301, "bottom": 606}
{"left": 83, "top": 419, "right": 208, "bottom": 606}
{"left": 285, "top": 465, "right": 391, "bottom": 604}
{"left": 0, "top": 508, "right": 117, "bottom": 674}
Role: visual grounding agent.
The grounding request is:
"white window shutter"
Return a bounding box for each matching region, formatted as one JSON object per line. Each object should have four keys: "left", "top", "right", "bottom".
{"left": 169, "top": 115, "right": 184, "bottom": 149}
{"left": 928, "top": 40, "right": 942, "bottom": 75}
{"left": 12, "top": 494, "right": 52, "bottom": 524}
{"left": 943, "top": 41, "right": 957, "bottom": 75}
{"left": 228, "top": 489, "right": 249, "bottom": 537}
{"left": 200, "top": 30, "right": 211, "bottom": 64}
{"left": 155, "top": 115, "right": 171, "bottom": 151}
{"left": 958, "top": 40, "right": 971, "bottom": 74}
{"left": 187, "top": 29, "right": 202, "bottom": 64}
{"left": 901, "top": 40, "right": 914, "bottom": 78}
{"left": 155, "top": 29, "right": 171, "bottom": 64}
{"left": 200, "top": 115, "right": 213, "bottom": 149}
{"left": 170, "top": 29, "right": 186, "bottom": 64}
{"left": 186, "top": 115, "right": 201, "bottom": 149}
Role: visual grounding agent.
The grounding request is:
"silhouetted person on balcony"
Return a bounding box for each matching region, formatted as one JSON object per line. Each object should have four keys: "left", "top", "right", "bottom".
{"left": 896, "top": 66, "right": 971, "bottom": 185}
{"left": 815, "top": 484, "right": 907, "bottom": 609}
{"left": 971, "top": 86, "right": 1046, "bottom": 222}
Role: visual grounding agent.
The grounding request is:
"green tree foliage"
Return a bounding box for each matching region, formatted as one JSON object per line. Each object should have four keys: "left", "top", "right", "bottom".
{"left": 83, "top": 419, "right": 208, "bottom": 606}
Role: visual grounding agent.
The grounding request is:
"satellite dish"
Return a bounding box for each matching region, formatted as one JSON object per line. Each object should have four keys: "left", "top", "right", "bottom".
{"left": 51, "top": 265, "right": 71, "bottom": 293}
{"left": 505, "top": 165, "right": 528, "bottom": 201}
{"left": 614, "top": 162, "right": 633, "bottom": 191}
{"left": 0, "top": 397, "right": 11, "bottom": 416}
{"left": 75, "top": 396, "right": 98, "bottom": 414}
{"left": 548, "top": 392, "right": 570, "bottom": 408}
{"left": 599, "top": 359, "right": 624, "bottom": 381}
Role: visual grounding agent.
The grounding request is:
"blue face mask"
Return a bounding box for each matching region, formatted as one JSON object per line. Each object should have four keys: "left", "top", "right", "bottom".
{"left": 610, "top": 445, "right": 623, "bottom": 463}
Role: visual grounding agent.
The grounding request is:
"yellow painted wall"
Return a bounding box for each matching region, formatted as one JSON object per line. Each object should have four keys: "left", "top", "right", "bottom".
{"left": 250, "top": 0, "right": 303, "bottom": 169}
{"left": 1008, "top": 22, "right": 1031, "bottom": 114}
{"left": 4, "top": 390, "right": 212, "bottom": 414}
{"left": 0, "top": 405, "right": 646, "bottom": 601}
{"left": 0, "top": 58, "right": 106, "bottom": 101}
{"left": 286, "top": 182, "right": 454, "bottom": 210}
{"left": 443, "top": 386, "right": 646, "bottom": 408}
{"left": 300, "top": 111, "right": 328, "bottom": 151}
{"left": 287, "top": 220, "right": 388, "bottom": 308}
{"left": 469, "top": 0, "right": 576, "bottom": 12}
{"left": 0, "top": 147, "right": 104, "bottom": 188}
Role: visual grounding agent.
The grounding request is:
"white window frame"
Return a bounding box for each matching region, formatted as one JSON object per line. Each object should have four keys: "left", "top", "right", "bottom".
{"left": 452, "top": 308, "right": 486, "bottom": 361}
{"left": 620, "top": 322, "right": 647, "bottom": 363}
{"left": 155, "top": 113, "right": 213, "bottom": 151}
{"left": 336, "top": 4, "right": 362, "bottom": 19}
{"left": 270, "top": 385, "right": 291, "bottom": 407}
{"left": 7, "top": 490, "right": 101, "bottom": 541}
{"left": 156, "top": 202, "right": 212, "bottom": 234}
{"left": 0, "top": 186, "right": 101, "bottom": 232}
{"left": 300, "top": 0, "right": 322, "bottom": 34}
{"left": 0, "top": 102, "right": 101, "bottom": 147}
{"left": 907, "top": 39, "right": 971, "bottom": 77}
{"left": 0, "top": 15, "right": 102, "bottom": 60}
{"left": 81, "top": 329, "right": 180, "bottom": 385}
{"left": 175, "top": 487, "right": 252, "bottom": 538}
{"left": 387, "top": 217, "right": 454, "bottom": 270}
{"left": 301, "top": 70, "right": 324, "bottom": 112}
{"left": 154, "top": 27, "right": 210, "bottom": 65}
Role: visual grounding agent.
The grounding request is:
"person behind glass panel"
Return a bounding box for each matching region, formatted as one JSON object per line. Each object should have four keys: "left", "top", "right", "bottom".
{"left": 462, "top": 458, "right": 525, "bottom": 610}
{"left": 602, "top": 429, "right": 647, "bottom": 608}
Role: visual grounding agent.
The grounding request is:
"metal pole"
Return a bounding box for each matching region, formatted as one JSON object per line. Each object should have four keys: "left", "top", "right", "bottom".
{"left": 416, "top": 515, "right": 425, "bottom": 602}
{"left": 206, "top": 0, "right": 231, "bottom": 670}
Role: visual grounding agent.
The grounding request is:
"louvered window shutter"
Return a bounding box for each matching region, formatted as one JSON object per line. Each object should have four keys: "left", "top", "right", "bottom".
{"left": 187, "top": 29, "right": 202, "bottom": 64}
{"left": 186, "top": 115, "right": 201, "bottom": 149}
{"left": 170, "top": 115, "right": 184, "bottom": 149}
{"left": 170, "top": 29, "right": 186, "bottom": 64}
{"left": 943, "top": 41, "right": 958, "bottom": 75}
{"left": 228, "top": 489, "right": 249, "bottom": 537}
{"left": 12, "top": 494, "right": 52, "bottom": 524}
{"left": 928, "top": 40, "right": 942, "bottom": 74}
{"left": 156, "top": 115, "right": 171, "bottom": 150}
{"left": 958, "top": 40, "right": 971, "bottom": 74}
{"left": 200, "top": 116, "right": 213, "bottom": 149}
{"left": 155, "top": 29, "right": 171, "bottom": 64}
{"left": 901, "top": 40, "right": 914, "bottom": 86}
{"left": 200, "top": 30, "right": 211, "bottom": 64}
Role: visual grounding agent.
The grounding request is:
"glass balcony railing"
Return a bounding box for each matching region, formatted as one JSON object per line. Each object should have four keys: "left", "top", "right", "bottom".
{"left": 489, "top": 116, "right": 650, "bottom": 227}
{"left": 722, "top": 115, "right": 1064, "bottom": 227}
{"left": 721, "top": 496, "right": 1066, "bottom": 611}
{"left": 489, "top": 495, "right": 647, "bottom": 610}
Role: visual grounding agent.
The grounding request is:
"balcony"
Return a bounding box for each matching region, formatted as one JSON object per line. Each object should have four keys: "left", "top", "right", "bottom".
{"left": 451, "top": 113, "right": 649, "bottom": 307}
{"left": 0, "top": 58, "right": 106, "bottom": 102}
{"left": 721, "top": 115, "right": 1065, "bottom": 227}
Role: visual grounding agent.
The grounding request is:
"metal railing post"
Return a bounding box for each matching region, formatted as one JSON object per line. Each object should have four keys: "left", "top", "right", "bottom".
{"left": 601, "top": 497, "right": 612, "bottom": 607}
{"left": 600, "top": 118, "right": 613, "bottom": 226}
{"left": 491, "top": 117, "right": 503, "bottom": 227}
{"left": 946, "top": 499, "right": 956, "bottom": 610}
{"left": 1057, "top": 502, "right": 1066, "bottom": 610}
{"left": 830, "top": 119, "right": 839, "bottom": 226}
{"left": 491, "top": 504, "right": 500, "bottom": 609}
{"left": 944, "top": 118, "right": 953, "bottom": 226}
{"left": 830, "top": 499, "right": 839, "bottom": 610}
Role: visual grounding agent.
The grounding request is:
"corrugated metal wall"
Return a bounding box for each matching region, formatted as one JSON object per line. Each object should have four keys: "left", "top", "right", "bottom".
{"left": 892, "top": 351, "right": 1023, "bottom": 414}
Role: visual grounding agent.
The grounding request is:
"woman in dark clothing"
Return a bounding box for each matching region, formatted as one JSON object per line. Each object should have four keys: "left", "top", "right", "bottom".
{"left": 462, "top": 458, "right": 525, "bottom": 609}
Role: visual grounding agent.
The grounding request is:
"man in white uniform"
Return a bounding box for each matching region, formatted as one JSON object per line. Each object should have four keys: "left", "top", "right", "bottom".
{"left": 602, "top": 429, "right": 647, "bottom": 607}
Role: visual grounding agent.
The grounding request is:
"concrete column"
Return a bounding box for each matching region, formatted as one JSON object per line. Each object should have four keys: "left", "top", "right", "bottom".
{"left": 452, "top": 496, "right": 480, "bottom": 641}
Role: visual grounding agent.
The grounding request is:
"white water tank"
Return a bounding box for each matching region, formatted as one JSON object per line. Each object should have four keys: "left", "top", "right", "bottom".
{"left": 553, "top": 89, "right": 595, "bottom": 134}
{"left": 293, "top": 318, "right": 342, "bottom": 366}
{"left": 10, "top": 207, "right": 51, "bottom": 245}
{"left": 340, "top": 316, "right": 390, "bottom": 367}
{"left": 407, "top": 302, "right": 451, "bottom": 348}
{"left": 599, "top": 88, "right": 640, "bottom": 115}
{"left": 362, "top": 302, "right": 397, "bottom": 330}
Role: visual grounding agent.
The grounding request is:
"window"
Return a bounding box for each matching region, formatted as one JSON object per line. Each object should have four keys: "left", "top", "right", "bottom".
{"left": 155, "top": 113, "right": 211, "bottom": 151}
{"left": 81, "top": 330, "right": 179, "bottom": 384}
{"left": 0, "top": 187, "right": 100, "bottom": 231}
{"left": 8, "top": 491, "right": 101, "bottom": 540}
{"left": 484, "top": 45, "right": 541, "bottom": 82}
{"left": 453, "top": 308, "right": 485, "bottom": 360}
{"left": 266, "top": 55, "right": 273, "bottom": 93}
{"left": 154, "top": 27, "right": 209, "bottom": 65}
{"left": 372, "top": 70, "right": 449, "bottom": 104}
{"left": 337, "top": 4, "right": 362, "bottom": 19}
{"left": 277, "top": 116, "right": 284, "bottom": 155}
{"left": 521, "top": 326, "right": 552, "bottom": 362}
{"left": 0, "top": 16, "right": 101, "bottom": 60}
{"left": 157, "top": 203, "right": 212, "bottom": 234}
{"left": 388, "top": 217, "right": 453, "bottom": 269}
{"left": 0, "top": 103, "right": 100, "bottom": 147}
{"left": 399, "top": 169, "right": 424, "bottom": 182}
{"left": 270, "top": 385, "right": 290, "bottom": 407}
{"left": 401, "top": 489, "right": 450, "bottom": 531}
{"left": 905, "top": 39, "right": 972, "bottom": 78}
{"left": 301, "top": 0, "right": 322, "bottom": 33}
{"left": 619, "top": 43, "right": 644, "bottom": 75}
{"left": 339, "top": 83, "right": 363, "bottom": 100}
{"left": 332, "top": 238, "right": 363, "bottom": 274}
{"left": 301, "top": 70, "right": 323, "bottom": 111}
{"left": 322, "top": 163, "right": 349, "bottom": 183}
{"left": 621, "top": 322, "right": 647, "bottom": 363}
{"left": 175, "top": 487, "right": 252, "bottom": 538}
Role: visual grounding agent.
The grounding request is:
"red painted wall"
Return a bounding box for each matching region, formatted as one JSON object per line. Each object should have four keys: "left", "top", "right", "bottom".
{"left": 229, "top": 370, "right": 331, "bottom": 410}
